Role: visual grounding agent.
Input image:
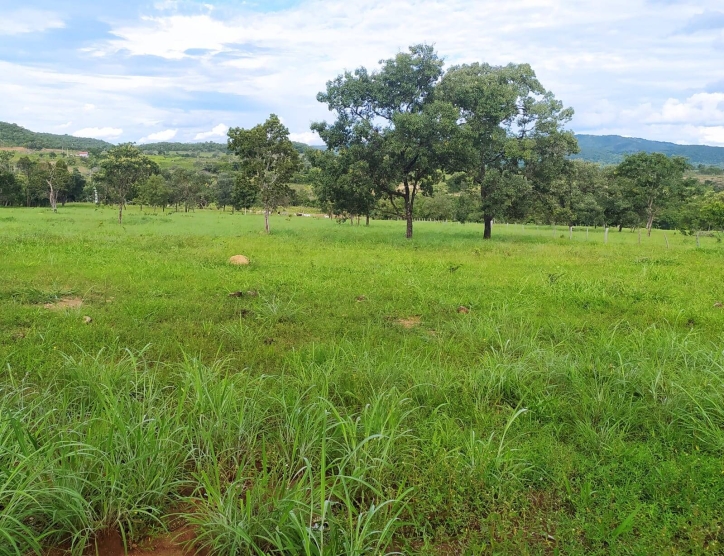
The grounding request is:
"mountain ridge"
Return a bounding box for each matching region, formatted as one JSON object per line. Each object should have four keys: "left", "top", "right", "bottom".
{"left": 2, "top": 121, "right": 723, "bottom": 166}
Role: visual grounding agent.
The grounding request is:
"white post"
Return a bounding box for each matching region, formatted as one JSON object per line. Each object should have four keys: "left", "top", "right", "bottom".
{"left": 604, "top": 227, "right": 609, "bottom": 244}
{"left": 586, "top": 227, "right": 589, "bottom": 240}
{"left": 664, "top": 233, "right": 669, "bottom": 249}
{"left": 569, "top": 226, "right": 573, "bottom": 240}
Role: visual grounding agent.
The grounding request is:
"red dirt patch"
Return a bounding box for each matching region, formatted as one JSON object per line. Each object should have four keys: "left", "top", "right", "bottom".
{"left": 80, "top": 526, "right": 200, "bottom": 556}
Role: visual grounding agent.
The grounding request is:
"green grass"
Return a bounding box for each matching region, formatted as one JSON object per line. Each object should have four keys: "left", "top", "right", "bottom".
{"left": 1, "top": 204, "right": 723, "bottom": 555}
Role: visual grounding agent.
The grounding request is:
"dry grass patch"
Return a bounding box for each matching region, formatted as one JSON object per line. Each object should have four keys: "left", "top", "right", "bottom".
{"left": 395, "top": 316, "right": 422, "bottom": 328}
{"left": 44, "top": 297, "right": 83, "bottom": 310}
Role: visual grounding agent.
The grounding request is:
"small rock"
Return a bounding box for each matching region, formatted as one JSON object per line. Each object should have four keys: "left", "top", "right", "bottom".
{"left": 229, "top": 255, "right": 250, "bottom": 265}
{"left": 457, "top": 306, "right": 470, "bottom": 314}
{"left": 247, "top": 290, "right": 259, "bottom": 297}
{"left": 356, "top": 295, "right": 367, "bottom": 302}
{"left": 714, "top": 302, "right": 723, "bottom": 308}
{"left": 228, "top": 291, "right": 244, "bottom": 297}
{"left": 83, "top": 316, "right": 93, "bottom": 324}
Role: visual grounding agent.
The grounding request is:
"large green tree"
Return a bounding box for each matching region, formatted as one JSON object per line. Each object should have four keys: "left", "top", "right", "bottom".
{"left": 615, "top": 152, "right": 689, "bottom": 236}
{"left": 97, "top": 144, "right": 158, "bottom": 224}
{"left": 312, "top": 44, "right": 459, "bottom": 239}
{"left": 439, "top": 62, "right": 578, "bottom": 238}
{"left": 227, "top": 114, "right": 300, "bottom": 233}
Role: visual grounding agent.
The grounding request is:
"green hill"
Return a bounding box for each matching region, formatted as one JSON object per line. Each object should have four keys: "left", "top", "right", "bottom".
{"left": 4, "top": 120, "right": 722, "bottom": 167}
{"left": 0, "top": 122, "right": 112, "bottom": 151}
{"left": 574, "top": 134, "right": 724, "bottom": 166}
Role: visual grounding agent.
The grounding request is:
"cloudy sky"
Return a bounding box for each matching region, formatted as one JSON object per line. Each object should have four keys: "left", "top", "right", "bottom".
{"left": 1, "top": 0, "right": 724, "bottom": 145}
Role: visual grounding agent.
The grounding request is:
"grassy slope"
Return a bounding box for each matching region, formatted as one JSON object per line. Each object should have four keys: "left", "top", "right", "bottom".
{"left": 0, "top": 122, "right": 112, "bottom": 151}
{"left": 1, "top": 206, "right": 723, "bottom": 555}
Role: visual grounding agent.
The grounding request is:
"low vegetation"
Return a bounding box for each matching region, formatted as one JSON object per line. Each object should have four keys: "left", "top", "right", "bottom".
{"left": 1, "top": 205, "right": 723, "bottom": 554}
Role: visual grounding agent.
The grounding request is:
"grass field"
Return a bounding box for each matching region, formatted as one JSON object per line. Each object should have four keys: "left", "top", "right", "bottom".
{"left": 1, "top": 205, "right": 723, "bottom": 555}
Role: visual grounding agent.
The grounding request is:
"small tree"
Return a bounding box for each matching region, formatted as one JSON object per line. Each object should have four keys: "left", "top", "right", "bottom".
{"left": 214, "top": 172, "right": 235, "bottom": 211}
{"left": 138, "top": 174, "right": 170, "bottom": 212}
{"left": 97, "top": 144, "right": 158, "bottom": 224}
{"left": 309, "top": 150, "right": 376, "bottom": 224}
{"left": 231, "top": 175, "right": 258, "bottom": 214}
{"left": 700, "top": 191, "right": 724, "bottom": 231}
{"left": 170, "top": 168, "right": 202, "bottom": 212}
{"left": 36, "top": 160, "right": 70, "bottom": 212}
{"left": 615, "top": 152, "right": 689, "bottom": 236}
{"left": 227, "top": 114, "right": 300, "bottom": 233}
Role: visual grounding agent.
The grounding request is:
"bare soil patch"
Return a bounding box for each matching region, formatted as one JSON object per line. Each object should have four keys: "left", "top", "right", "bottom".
{"left": 44, "top": 297, "right": 83, "bottom": 310}
{"left": 395, "top": 316, "right": 421, "bottom": 328}
{"left": 78, "top": 526, "right": 199, "bottom": 556}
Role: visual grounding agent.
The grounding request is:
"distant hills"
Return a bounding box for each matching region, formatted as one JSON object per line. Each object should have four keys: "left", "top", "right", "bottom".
{"left": 2, "top": 121, "right": 724, "bottom": 167}
{"left": 0, "top": 122, "right": 112, "bottom": 151}
{"left": 574, "top": 134, "right": 724, "bottom": 167}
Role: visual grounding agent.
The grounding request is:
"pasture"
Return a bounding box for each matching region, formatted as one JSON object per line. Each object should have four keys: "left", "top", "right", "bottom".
{"left": 1, "top": 205, "right": 723, "bottom": 555}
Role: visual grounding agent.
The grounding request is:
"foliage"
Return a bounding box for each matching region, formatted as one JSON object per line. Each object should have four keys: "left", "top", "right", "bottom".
{"left": 96, "top": 144, "right": 158, "bottom": 224}
{"left": 138, "top": 174, "right": 170, "bottom": 211}
{"left": 615, "top": 152, "right": 690, "bottom": 236}
{"left": 440, "top": 61, "right": 578, "bottom": 238}
{"left": 227, "top": 114, "right": 301, "bottom": 232}
{"left": 313, "top": 44, "right": 460, "bottom": 238}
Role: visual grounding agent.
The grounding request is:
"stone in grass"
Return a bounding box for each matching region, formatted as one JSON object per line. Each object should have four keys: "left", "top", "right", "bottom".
{"left": 83, "top": 316, "right": 92, "bottom": 324}
{"left": 457, "top": 306, "right": 470, "bottom": 314}
{"left": 229, "top": 255, "right": 250, "bottom": 266}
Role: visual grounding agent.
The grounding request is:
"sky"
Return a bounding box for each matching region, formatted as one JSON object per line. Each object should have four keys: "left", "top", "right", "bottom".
{"left": 1, "top": 0, "right": 724, "bottom": 146}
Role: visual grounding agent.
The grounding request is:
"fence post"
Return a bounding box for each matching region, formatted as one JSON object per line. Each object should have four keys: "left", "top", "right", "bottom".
{"left": 664, "top": 233, "right": 669, "bottom": 249}
{"left": 569, "top": 226, "right": 573, "bottom": 240}
{"left": 604, "top": 227, "right": 609, "bottom": 244}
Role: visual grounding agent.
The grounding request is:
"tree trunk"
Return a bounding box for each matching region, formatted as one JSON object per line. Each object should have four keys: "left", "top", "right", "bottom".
{"left": 618, "top": 224, "right": 623, "bottom": 232}
{"left": 405, "top": 203, "right": 413, "bottom": 239}
{"left": 646, "top": 213, "right": 654, "bottom": 237}
{"left": 264, "top": 207, "right": 270, "bottom": 233}
{"left": 483, "top": 215, "right": 493, "bottom": 239}
{"left": 366, "top": 214, "right": 370, "bottom": 226}
{"left": 118, "top": 202, "right": 123, "bottom": 225}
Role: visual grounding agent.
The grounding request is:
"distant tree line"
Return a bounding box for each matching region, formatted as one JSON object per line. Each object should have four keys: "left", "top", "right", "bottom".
{"left": 3, "top": 44, "right": 724, "bottom": 237}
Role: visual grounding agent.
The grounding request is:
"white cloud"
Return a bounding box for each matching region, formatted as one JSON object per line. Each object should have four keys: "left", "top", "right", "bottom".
{"left": 195, "top": 123, "right": 228, "bottom": 140}
{"left": 645, "top": 93, "right": 724, "bottom": 126}
{"left": 695, "top": 126, "right": 724, "bottom": 146}
{"left": 0, "top": 9, "right": 64, "bottom": 35}
{"left": 73, "top": 127, "right": 124, "bottom": 139}
{"left": 289, "top": 131, "right": 322, "bottom": 145}
{"left": 138, "top": 129, "right": 178, "bottom": 143}
{"left": 3, "top": 1, "right": 724, "bottom": 145}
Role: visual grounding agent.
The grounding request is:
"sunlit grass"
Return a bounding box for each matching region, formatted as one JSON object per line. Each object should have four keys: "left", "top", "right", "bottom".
{"left": 1, "top": 204, "right": 723, "bottom": 554}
